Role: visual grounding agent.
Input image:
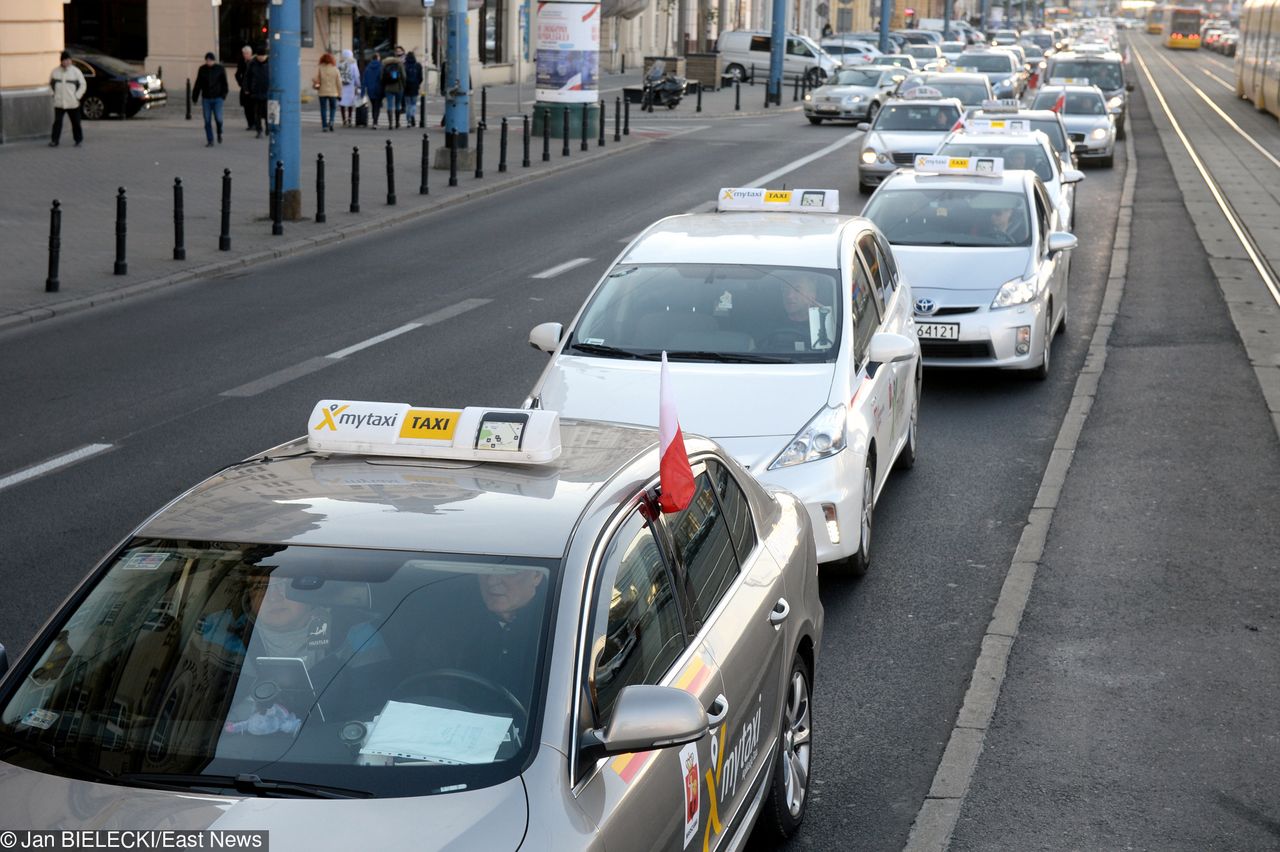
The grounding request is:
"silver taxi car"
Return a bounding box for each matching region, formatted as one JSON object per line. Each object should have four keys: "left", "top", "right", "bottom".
{"left": 0, "top": 402, "right": 823, "bottom": 851}
{"left": 1031, "top": 82, "right": 1117, "bottom": 167}
{"left": 804, "top": 65, "right": 906, "bottom": 124}
{"left": 862, "top": 157, "right": 1078, "bottom": 378}
{"left": 857, "top": 89, "right": 964, "bottom": 193}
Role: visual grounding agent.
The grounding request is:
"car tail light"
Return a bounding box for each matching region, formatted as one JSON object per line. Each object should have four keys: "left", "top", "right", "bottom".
{"left": 129, "top": 81, "right": 145, "bottom": 95}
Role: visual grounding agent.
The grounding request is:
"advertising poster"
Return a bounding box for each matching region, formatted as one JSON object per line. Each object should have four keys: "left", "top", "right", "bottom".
{"left": 535, "top": 0, "right": 601, "bottom": 102}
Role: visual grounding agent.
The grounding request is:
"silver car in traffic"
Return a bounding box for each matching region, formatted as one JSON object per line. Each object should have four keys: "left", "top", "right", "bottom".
{"left": 804, "top": 65, "right": 906, "bottom": 124}
{"left": 857, "top": 93, "right": 964, "bottom": 193}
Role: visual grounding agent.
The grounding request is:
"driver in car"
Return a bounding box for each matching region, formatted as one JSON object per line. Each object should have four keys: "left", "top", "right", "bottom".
{"left": 770, "top": 274, "right": 834, "bottom": 351}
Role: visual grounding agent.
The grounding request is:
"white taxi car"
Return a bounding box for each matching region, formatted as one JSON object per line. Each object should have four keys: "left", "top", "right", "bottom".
{"left": 861, "top": 158, "right": 1077, "bottom": 378}
{"left": 857, "top": 87, "right": 965, "bottom": 194}
{"left": 525, "top": 189, "right": 921, "bottom": 575}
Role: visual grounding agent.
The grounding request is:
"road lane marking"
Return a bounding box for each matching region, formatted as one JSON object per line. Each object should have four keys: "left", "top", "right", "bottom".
{"left": 0, "top": 444, "right": 114, "bottom": 493}
{"left": 221, "top": 298, "right": 492, "bottom": 398}
{"left": 531, "top": 257, "right": 594, "bottom": 279}
{"left": 1201, "top": 67, "right": 1235, "bottom": 92}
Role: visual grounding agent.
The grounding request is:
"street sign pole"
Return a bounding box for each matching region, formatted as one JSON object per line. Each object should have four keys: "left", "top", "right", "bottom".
{"left": 267, "top": 0, "right": 301, "bottom": 219}
{"left": 943, "top": 0, "right": 951, "bottom": 40}
{"left": 768, "top": 0, "right": 785, "bottom": 106}
{"left": 445, "top": 0, "right": 471, "bottom": 148}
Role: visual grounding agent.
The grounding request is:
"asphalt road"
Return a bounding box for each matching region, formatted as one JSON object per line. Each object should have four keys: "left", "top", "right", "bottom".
{"left": 0, "top": 94, "right": 1134, "bottom": 849}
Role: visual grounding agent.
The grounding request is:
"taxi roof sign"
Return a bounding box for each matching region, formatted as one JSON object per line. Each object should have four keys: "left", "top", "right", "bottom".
{"left": 899, "top": 85, "right": 944, "bottom": 99}
{"left": 979, "top": 99, "right": 1024, "bottom": 112}
{"left": 308, "top": 400, "right": 562, "bottom": 464}
{"left": 1048, "top": 77, "right": 1091, "bottom": 86}
{"left": 717, "top": 187, "right": 840, "bottom": 213}
{"left": 963, "top": 117, "right": 1031, "bottom": 134}
{"left": 913, "top": 155, "right": 1005, "bottom": 176}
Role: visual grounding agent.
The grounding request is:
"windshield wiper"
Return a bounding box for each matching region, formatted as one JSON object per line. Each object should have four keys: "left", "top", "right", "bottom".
{"left": 664, "top": 350, "right": 792, "bottom": 364}
{"left": 119, "top": 771, "right": 373, "bottom": 799}
{"left": 0, "top": 729, "right": 119, "bottom": 785}
{"left": 567, "top": 342, "right": 660, "bottom": 360}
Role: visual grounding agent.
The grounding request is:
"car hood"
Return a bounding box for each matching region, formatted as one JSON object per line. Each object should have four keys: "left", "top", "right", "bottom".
{"left": 813, "top": 83, "right": 881, "bottom": 98}
{"left": 537, "top": 357, "right": 836, "bottom": 439}
{"left": 0, "top": 761, "right": 529, "bottom": 851}
{"left": 893, "top": 246, "right": 1032, "bottom": 295}
{"left": 866, "top": 129, "right": 951, "bottom": 152}
{"left": 1059, "top": 113, "right": 1111, "bottom": 133}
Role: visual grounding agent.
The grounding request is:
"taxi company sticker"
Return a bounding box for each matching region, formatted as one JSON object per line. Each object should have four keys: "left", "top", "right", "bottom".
{"left": 763, "top": 190, "right": 792, "bottom": 204}
{"left": 20, "top": 708, "right": 58, "bottom": 730}
{"left": 680, "top": 742, "right": 700, "bottom": 847}
{"left": 398, "top": 409, "right": 459, "bottom": 441}
{"left": 121, "top": 552, "right": 169, "bottom": 571}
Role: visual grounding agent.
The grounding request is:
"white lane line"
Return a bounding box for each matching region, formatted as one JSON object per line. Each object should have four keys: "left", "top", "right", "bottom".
{"left": 531, "top": 257, "right": 594, "bottom": 279}
{"left": 1201, "top": 67, "right": 1235, "bottom": 92}
{"left": 0, "top": 444, "right": 114, "bottom": 493}
{"left": 326, "top": 322, "right": 422, "bottom": 359}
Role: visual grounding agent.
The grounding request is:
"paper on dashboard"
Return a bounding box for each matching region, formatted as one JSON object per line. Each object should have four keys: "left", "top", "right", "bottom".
{"left": 360, "top": 700, "right": 512, "bottom": 764}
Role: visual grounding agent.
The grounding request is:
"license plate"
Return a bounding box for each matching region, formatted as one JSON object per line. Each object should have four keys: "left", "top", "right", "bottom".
{"left": 916, "top": 323, "right": 959, "bottom": 340}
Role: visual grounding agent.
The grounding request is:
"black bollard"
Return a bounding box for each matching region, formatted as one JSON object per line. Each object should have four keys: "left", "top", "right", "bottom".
{"left": 542, "top": 109, "right": 551, "bottom": 161}
{"left": 562, "top": 108, "right": 570, "bottom": 157}
{"left": 481, "top": 86, "right": 488, "bottom": 127}
{"left": 614, "top": 96, "right": 621, "bottom": 141}
{"left": 643, "top": 83, "right": 653, "bottom": 114}
{"left": 750, "top": 63, "right": 755, "bottom": 85}
{"left": 45, "top": 200, "right": 61, "bottom": 293}
{"left": 316, "top": 153, "right": 327, "bottom": 223}
{"left": 271, "top": 160, "right": 284, "bottom": 235}
{"left": 697, "top": 81, "right": 703, "bottom": 112}
{"left": 172, "top": 178, "right": 186, "bottom": 260}
{"left": 793, "top": 74, "right": 800, "bottom": 102}
{"left": 522, "top": 114, "right": 531, "bottom": 167}
{"left": 185, "top": 79, "right": 192, "bottom": 120}
{"left": 219, "top": 169, "right": 231, "bottom": 251}
{"left": 620, "top": 54, "right": 625, "bottom": 74}
{"left": 764, "top": 83, "right": 770, "bottom": 109}
{"left": 475, "top": 122, "right": 485, "bottom": 179}
{"left": 350, "top": 147, "right": 360, "bottom": 213}
{"left": 113, "top": 187, "right": 127, "bottom": 275}
{"left": 385, "top": 139, "right": 396, "bottom": 205}
{"left": 499, "top": 117, "right": 509, "bottom": 172}
{"left": 420, "top": 133, "right": 430, "bottom": 194}
{"left": 735, "top": 81, "right": 741, "bottom": 111}
{"left": 598, "top": 100, "right": 606, "bottom": 146}
{"left": 624, "top": 97, "right": 631, "bottom": 134}
{"left": 448, "top": 130, "right": 458, "bottom": 187}
{"left": 420, "top": 94, "right": 426, "bottom": 127}
{"left": 581, "top": 102, "right": 589, "bottom": 151}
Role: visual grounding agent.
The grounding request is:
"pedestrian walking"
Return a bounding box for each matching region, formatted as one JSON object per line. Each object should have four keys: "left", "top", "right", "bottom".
{"left": 235, "top": 45, "right": 254, "bottom": 130}
{"left": 49, "top": 51, "right": 87, "bottom": 148}
{"left": 247, "top": 45, "right": 270, "bottom": 138}
{"left": 381, "top": 49, "right": 405, "bottom": 128}
{"left": 362, "top": 52, "right": 385, "bottom": 129}
{"left": 403, "top": 51, "right": 423, "bottom": 127}
{"left": 337, "top": 49, "right": 360, "bottom": 127}
{"left": 192, "top": 51, "right": 228, "bottom": 146}
{"left": 313, "top": 52, "right": 340, "bottom": 131}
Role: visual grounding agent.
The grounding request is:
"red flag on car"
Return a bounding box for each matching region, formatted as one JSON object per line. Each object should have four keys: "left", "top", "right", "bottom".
{"left": 658, "top": 352, "right": 695, "bottom": 513}
{"left": 1050, "top": 92, "right": 1066, "bottom": 113}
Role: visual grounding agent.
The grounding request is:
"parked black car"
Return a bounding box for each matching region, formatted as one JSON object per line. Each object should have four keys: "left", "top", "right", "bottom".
{"left": 66, "top": 47, "right": 167, "bottom": 119}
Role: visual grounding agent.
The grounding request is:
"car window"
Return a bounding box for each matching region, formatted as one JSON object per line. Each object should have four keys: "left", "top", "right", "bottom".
{"left": 873, "top": 231, "right": 900, "bottom": 291}
{"left": 851, "top": 257, "right": 880, "bottom": 364}
{"left": 786, "top": 38, "right": 813, "bottom": 57}
{"left": 857, "top": 233, "right": 890, "bottom": 315}
{"left": 589, "top": 510, "right": 688, "bottom": 723}
{"left": 1030, "top": 119, "right": 1069, "bottom": 155}
{"left": 1033, "top": 186, "right": 1051, "bottom": 246}
{"left": 874, "top": 103, "right": 960, "bottom": 131}
{"left": 72, "top": 59, "right": 95, "bottom": 76}
{"left": 937, "top": 142, "right": 1055, "bottom": 182}
{"left": 708, "top": 460, "right": 756, "bottom": 561}
{"left": 954, "top": 54, "right": 1015, "bottom": 72}
{"left": 665, "top": 471, "right": 741, "bottom": 622}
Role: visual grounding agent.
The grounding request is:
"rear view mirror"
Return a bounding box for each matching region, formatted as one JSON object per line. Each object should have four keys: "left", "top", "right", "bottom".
{"left": 581, "top": 685, "right": 708, "bottom": 762}
{"left": 529, "top": 322, "right": 564, "bottom": 355}
{"left": 868, "top": 331, "right": 917, "bottom": 364}
{"left": 1047, "top": 231, "right": 1078, "bottom": 254}
{"left": 1062, "top": 168, "right": 1085, "bottom": 184}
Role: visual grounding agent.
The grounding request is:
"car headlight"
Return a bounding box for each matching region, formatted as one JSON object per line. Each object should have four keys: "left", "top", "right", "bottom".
{"left": 1089, "top": 127, "right": 1109, "bottom": 140}
{"left": 992, "top": 276, "right": 1039, "bottom": 308}
{"left": 804, "top": 93, "right": 813, "bottom": 101}
{"left": 861, "top": 149, "right": 879, "bottom": 164}
{"left": 1000, "top": 77, "right": 1013, "bottom": 87}
{"left": 1107, "top": 95, "right": 1124, "bottom": 110}
{"left": 844, "top": 95, "right": 863, "bottom": 104}
{"left": 769, "top": 404, "right": 848, "bottom": 470}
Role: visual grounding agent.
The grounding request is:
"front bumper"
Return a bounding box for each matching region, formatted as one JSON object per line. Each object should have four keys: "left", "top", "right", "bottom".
{"left": 857, "top": 158, "right": 904, "bottom": 187}
{"left": 805, "top": 101, "right": 870, "bottom": 120}
{"left": 915, "top": 300, "right": 1048, "bottom": 370}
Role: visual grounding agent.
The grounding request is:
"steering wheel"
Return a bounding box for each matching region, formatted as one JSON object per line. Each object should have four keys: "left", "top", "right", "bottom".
{"left": 392, "top": 668, "right": 528, "bottom": 745}
{"left": 759, "top": 327, "right": 810, "bottom": 351}
{"left": 990, "top": 230, "right": 1018, "bottom": 245}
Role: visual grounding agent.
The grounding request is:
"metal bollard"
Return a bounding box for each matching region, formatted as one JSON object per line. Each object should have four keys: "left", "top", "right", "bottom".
{"left": 499, "top": 117, "right": 509, "bottom": 172}
{"left": 420, "top": 94, "right": 426, "bottom": 128}
{"left": 172, "top": 178, "right": 186, "bottom": 260}
{"left": 185, "top": 79, "right": 192, "bottom": 120}
{"left": 45, "top": 200, "right": 61, "bottom": 293}
{"left": 735, "top": 81, "right": 741, "bottom": 111}
{"left": 598, "top": 100, "right": 606, "bottom": 146}
{"left": 113, "top": 187, "right": 127, "bottom": 275}
{"left": 763, "top": 83, "right": 770, "bottom": 109}
{"left": 420, "top": 133, "right": 430, "bottom": 195}
{"left": 614, "top": 96, "right": 621, "bottom": 141}
{"left": 581, "top": 102, "right": 589, "bottom": 151}
{"left": 542, "top": 109, "right": 551, "bottom": 161}
{"left": 624, "top": 97, "right": 630, "bottom": 134}
{"left": 697, "top": 81, "right": 703, "bottom": 112}
{"left": 316, "top": 153, "right": 327, "bottom": 223}
{"left": 620, "top": 54, "right": 625, "bottom": 74}
{"left": 448, "top": 131, "right": 458, "bottom": 187}
{"left": 350, "top": 147, "right": 360, "bottom": 213}
{"left": 385, "top": 139, "right": 396, "bottom": 205}
{"left": 562, "top": 108, "right": 570, "bottom": 157}
{"left": 481, "top": 86, "right": 488, "bottom": 128}
{"left": 793, "top": 74, "right": 800, "bottom": 102}
{"left": 219, "top": 169, "right": 231, "bottom": 251}
{"left": 475, "top": 122, "right": 485, "bottom": 179}
{"left": 522, "top": 114, "right": 531, "bottom": 167}
{"left": 272, "top": 160, "right": 284, "bottom": 235}
{"left": 750, "top": 63, "right": 755, "bottom": 85}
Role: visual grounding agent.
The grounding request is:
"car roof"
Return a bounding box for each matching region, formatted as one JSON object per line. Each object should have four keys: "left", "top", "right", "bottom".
{"left": 1038, "top": 84, "right": 1105, "bottom": 95}
{"left": 884, "top": 95, "right": 964, "bottom": 108}
{"left": 136, "top": 420, "right": 662, "bottom": 558}
{"left": 948, "top": 130, "right": 1053, "bottom": 148}
{"left": 879, "top": 169, "right": 1035, "bottom": 194}
{"left": 623, "top": 212, "right": 858, "bottom": 267}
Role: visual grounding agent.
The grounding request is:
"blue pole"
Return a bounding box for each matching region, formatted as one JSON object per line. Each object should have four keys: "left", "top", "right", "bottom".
{"left": 768, "top": 0, "right": 785, "bottom": 105}
{"left": 445, "top": 0, "right": 471, "bottom": 147}
{"left": 943, "top": 0, "right": 952, "bottom": 41}
{"left": 268, "top": 0, "right": 301, "bottom": 219}
{"left": 878, "top": 0, "right": 892, "bottom": 54}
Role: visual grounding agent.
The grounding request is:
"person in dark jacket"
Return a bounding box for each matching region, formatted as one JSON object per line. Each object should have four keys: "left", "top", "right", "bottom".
{"left": 403, "top": 52, "right": 423, "bottom": 127}
{"left": 235, "top": 45, "right": 253, "bottom": 130}
{"left": 192, "top": 52, "right": 229, "bottom": 146}
{"left": 246, "top": 45, "right": 271, "bottom": 138}
{"left": 362, "top": 53, "right": 384, "bottom": 129}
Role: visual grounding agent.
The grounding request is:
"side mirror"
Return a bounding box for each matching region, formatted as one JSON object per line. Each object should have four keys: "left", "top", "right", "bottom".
{"left": 1108, "top": 105, "right": 1122, "bottom": 115}
{"left": 1062, "top": 167, "right": 1085, "bottom": 184}
{"left": 1047, "top": 231, "right": 1078, "bottom": 254}
{"left": 868, "top": 331, "right": 917, "bottom": 364}
{"left": 857, "top": 121, "right": 871, "bottom": 131}
{"left": 581, "top": 685, "right": 708, "bottom": 763}
{"left": 529, "top": 321, "right": 564, "bottom": 355}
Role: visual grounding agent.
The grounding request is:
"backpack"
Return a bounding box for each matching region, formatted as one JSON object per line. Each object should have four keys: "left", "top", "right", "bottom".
{"left": 339, "top": 63, "right": 354, "bottom": 85}
{"left": 388, "top": 66, "right": 400, "bottom": 82}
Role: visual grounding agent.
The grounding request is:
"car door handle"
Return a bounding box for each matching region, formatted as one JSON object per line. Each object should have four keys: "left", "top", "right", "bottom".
{"left": 706, "top": 694, "right": 729, "bottom": 725}
{"left": 769, "top": 598, "right": 790, "bottom": 627}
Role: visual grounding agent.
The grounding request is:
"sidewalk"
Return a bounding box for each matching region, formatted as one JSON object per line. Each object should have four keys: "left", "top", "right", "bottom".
{"left": 0, "top": 72, "right": 799, "bottom": 331}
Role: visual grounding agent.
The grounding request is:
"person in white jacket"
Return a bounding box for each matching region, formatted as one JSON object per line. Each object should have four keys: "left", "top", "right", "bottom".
{"left": 50, "top": 51, "right": 87, "bottom": 147}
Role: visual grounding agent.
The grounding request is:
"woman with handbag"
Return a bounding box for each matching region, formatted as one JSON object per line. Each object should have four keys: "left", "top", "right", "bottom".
{"left": 314, "top": 53, "right": 340, "bottom": 131}
{"left": 337, "top": 49, "right": 360, "bottom": 128}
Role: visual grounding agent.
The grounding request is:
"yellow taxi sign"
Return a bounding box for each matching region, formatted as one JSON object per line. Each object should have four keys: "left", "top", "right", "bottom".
{"left": 963, "top": 117, "right": 1031, "bottom": 134}
{"left": 717, "top": 187, "right": 840, "bottom": 213}
{"left": 307, "top": 400, "right": 561, "bottom": 464}
{"left": 913, "top": 155, "right": 1005, "bottom": 176}
{"left": 899, "top": 85, "right": 944, "bottom": 99}
{"left": 1048, "top": 77, "right": 1090, "bottom": 86}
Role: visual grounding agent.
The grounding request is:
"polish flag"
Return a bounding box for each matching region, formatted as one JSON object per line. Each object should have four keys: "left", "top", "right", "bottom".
{"left": 1050, "top": 92, "right": 1066, "bottom": 113}
{"left": 658, "top": 352, "right": 696, "bottom": 513}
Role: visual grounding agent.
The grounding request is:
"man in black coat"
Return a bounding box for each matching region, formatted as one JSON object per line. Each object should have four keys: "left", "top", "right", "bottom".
{"left": 245, "top": 45, "right": 271, "bottom": 138}
{"left": 234, "top": 45, "right": 253, "bottom": 130}
{"left": 192, "top": 52, "right": 229, "bottom": 146}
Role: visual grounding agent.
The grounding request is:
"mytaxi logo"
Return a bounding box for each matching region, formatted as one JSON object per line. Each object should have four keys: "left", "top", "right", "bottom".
{"left": 314, "top": 404, "right": 349, "bottom": 431}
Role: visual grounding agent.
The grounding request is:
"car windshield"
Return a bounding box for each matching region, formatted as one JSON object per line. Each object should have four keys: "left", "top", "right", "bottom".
{"left": 880, "top": 56, "right": 915, "bottom": 68}
{"left": 1022, "top": 45, "right": 1045, "bottom": 59}
{"left": 954, "top": 54, "right": 1013, "bottom": 72}
{"left": 0, "top": 540, "right": 558, "bottom": 798}
{"left": 864, "top": 188, "right": 1033, "bottom": 247}
{"left": 1050, "top": 60, "right": 1123, "bottom": 89}
{"left": 907, "top": 46, "right": 938, "bottom": 58}
{"left": 570, "top": 263, "right": 843, "bottom": 362}
{"left": 1027, "top": 119, "right": 1068, "bottom": 154}
{"left": 831, "top": 68, "right": 883, "bottom": 85}
{"left": 1033, "top": 89, "right": 1107, "bottom": 114}
{"left": 875, "top": 103, "right": 960, "bottom": 131}
{"left": 937, "top": 141, "right": 1055, "bottom": 181}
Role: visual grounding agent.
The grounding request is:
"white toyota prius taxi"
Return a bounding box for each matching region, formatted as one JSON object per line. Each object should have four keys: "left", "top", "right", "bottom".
{"left": 525, "top": 188, "right": 921, "bottom": 575}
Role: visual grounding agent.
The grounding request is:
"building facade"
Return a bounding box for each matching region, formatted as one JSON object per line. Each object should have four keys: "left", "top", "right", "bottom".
{"left": 0, "top": 0, "right": 64, "bottom": 143}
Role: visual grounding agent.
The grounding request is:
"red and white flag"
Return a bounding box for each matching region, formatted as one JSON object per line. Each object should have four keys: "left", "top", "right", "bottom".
{"left": 658, "top": 352, "right": 695, "bottom": 513}
{"left": 1050, "top": 92, "right": 1066, "bottom": 113}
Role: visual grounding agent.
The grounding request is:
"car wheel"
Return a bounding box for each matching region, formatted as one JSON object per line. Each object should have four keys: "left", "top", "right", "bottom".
{"left": 1098, "top": 153, "right": 1115, "bottom": 168}
{"left": 1032, "top": 306, "right": 1052, "bottom": 381}
{"left": 760, "top": 654, "right": 813, "bottom": 840}
{"left": 725, "top": 63, "right": 746, "bottom": 83}
{"left": 807, "top": 116, "right": 824, "bottom": 125}
{"left": 858, "top": 181, "right": 874, "bottom": 195}
{"left": 1116, "top": 115, "right": 1126, "bottom": 140}
{"left": 81, "top": 96, "right": 106, "bottom": 120}
{"left": 895, "top": 367, "right": 920, "bottom": 471}
{"left": 1057, "top": 298, "right": 1068, "bottom": 335}
{"left": 837, "top": 456, "right": 874, "bottom": 576}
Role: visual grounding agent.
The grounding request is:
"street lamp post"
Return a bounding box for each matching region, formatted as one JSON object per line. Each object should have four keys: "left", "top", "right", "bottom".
{"left": 267, "top": 0, "right": 301, "bottom": 220}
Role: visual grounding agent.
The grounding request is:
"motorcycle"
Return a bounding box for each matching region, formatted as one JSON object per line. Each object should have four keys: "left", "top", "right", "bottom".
{"left": 642, "top": 60, "right": 688, "bottom": 110}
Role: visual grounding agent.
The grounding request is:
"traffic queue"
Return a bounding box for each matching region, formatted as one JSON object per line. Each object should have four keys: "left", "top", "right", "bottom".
{"left": 0, "top": 21, "right": 1116, "bottom": 852}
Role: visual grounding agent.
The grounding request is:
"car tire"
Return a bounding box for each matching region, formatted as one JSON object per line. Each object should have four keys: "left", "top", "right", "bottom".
{"left": 895, "top": 367, "right": 920, "bottom": 471}
{"left": 858, "top": 176, "right": 874, "bottom": 195}
{"left": 759, "top": 654, "right": 813, "bottom": 841}
{"left": 1031, "top": 306, "right": 1052, "bottom": 381}
{"left": 1099, "top": 153, "right": 1115, "bottom": 168}
{"left": 836, "top": 456, "right": 874, "bottom": 576}
{"left": 808, "top": 116, "right": 824, "bottom": 125}
{"left": 81, "top": 95, "right": 106, "bottom": 120}
{"left": 1116, "top": 115, "right": 1126, "bottom": 140}
{"left": 725, "top": 63, "right": 747, "bottom": 83}
{"left": 1057, "top": 298, "right": 1068, "bottom": 335}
